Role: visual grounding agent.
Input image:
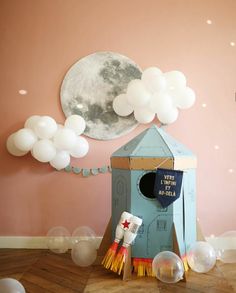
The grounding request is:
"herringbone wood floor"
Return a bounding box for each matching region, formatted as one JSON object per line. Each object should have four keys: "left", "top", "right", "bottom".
{"left": 0, "top": 249, "right": 235, "bottom": 293}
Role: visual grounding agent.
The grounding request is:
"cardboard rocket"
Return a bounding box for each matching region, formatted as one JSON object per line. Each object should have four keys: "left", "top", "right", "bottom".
{"left": 111, "top": 125, "right": 197, "bottom": 263}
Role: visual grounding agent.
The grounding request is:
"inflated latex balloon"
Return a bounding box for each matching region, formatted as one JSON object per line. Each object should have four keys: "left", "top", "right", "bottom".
{"left": 187, "top": 241, "right": 216, "bottom": 273}
{"left": 69, "top": 136, "right": 89, "bottom": 158}
{"left": 0, "top": 278, "right": 26, "bottom": 293}
{"left": 71, "top": 240, "right": 97, "bottom": 267}
{"left": 152, "top": 251, "right": 184, "bottom": 283}
{"left": 24, "top": 115, "right": 41, "bottom": 130}
{"left": 13, "top": 128, "right": 37, "bottom": 151}
{"left": 6, "top": 133, "right": 28, "bottom": 156}
{"left": 148, "top": 92, "right": 173, "bottom": 114}
{"left": 32, "top": 139, "right": 56, "bottom": 162}
{"left": 142, "top": 67, "right": 166, "bottom": 93}
{"left": 127, "top": 79, "right": 151, "bottom": 107}
{"left": 165, "top": 70, "right": 187, "bottom": 89}
{"left": 46, "top": 226, "right": 71, "bottom": 254}
{"left": 171, "top": 87, "right": 196, "bottom": 109}
{"left": 72, "top": 226, "right": 96, "bottom": 247}
{"left": 50, "top": 150, "right": 70, "bottom": 170}
{"left": 113, "top": 94, "right": 134, "bottom": 116}
{"left": 134, "top": 108, "right": 155, "bottom": 124}
{"left": 34, "top": 116, "right": 57, "bottom": 139}
{"left": 218, "top": 231, "right": 236, "bottom": 263}
{"left": 53, "top": 128, "right": 77, "bottom": 150}
{"left": 65, "top": 115, "right": 86, "bottom": 135}
{"left": 157, "top": 107, "right": 179, "bottom": 124}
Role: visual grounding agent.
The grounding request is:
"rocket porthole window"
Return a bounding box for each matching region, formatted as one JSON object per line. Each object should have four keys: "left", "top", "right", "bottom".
{"left": 138, "top": 172, "right": 156, "bottom": 199}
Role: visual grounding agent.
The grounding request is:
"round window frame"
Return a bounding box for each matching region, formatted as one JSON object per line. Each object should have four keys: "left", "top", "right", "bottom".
{"left": 137, "top": 170, "right": 157, "bottom": 201}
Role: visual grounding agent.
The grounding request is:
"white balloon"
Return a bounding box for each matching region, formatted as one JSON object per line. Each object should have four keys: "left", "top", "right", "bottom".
{"left": 134, "top": 108, "right": 155, "bottom": 124}
{"left": 113, "top": 94, "right": 133, "bottom": 116}
{"left": 165, "top": 70, "right": 187, "bottom": 89}
{"left": 157, "top": 107, "right": 179, "bottom": 124}
{"left": 24, "top": 115, "right": 41, "bottom": 130}
{"left": 13, "top": 128, "right": 37, "bottom": 151}
{"left": 65, "top": 115, "right": 86, "bottom": 135}
{"left": 142, "top": 67, "right": 166, "bottom": 93}
{"left": 6, "top": 133, "right": 28, "bottom": 156}
{"left": 127, "top": 79, "right": 151, "bottom": 107}
{"left": 53, "top": 128, "right": 77, "bottom": 150}
{"left": 70, "top": 136, "right": 89, "bottom": 158}
{"left": 148, "top": 92, "right": 173, "bottom": 114}
{"left": 142, "top": 67, "right": 162, "bottom": 78}
{"left": 32, "top": 139, "right": 56, "bottom": 162}
{"left": 170, "top": 87, "right": 196, "bottom": 109}
{"left": 50, "top": 150, "right": 70, "bottom": 170}
{"left": 0, "top": 278, "right": 25, "bottom": 293}
{"left": 34, "top": 116, "right": 58, "bottom": 139}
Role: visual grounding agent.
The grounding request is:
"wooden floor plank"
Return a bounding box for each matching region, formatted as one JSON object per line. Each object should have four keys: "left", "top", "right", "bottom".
{"left": 21, "top": 271, "right": 80, "bottom": 293}
{"left": 0, "top": 249, "right": 235, "bottom": 293}
{"left": 84, "top": 263, "right": 235, "bottom": 293}
{"left": 20, "top": 279, "right": 54, "bottom": 293}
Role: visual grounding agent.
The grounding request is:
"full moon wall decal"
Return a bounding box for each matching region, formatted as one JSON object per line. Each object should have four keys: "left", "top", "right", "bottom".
{"left": 60, "top": 52, "right": 141, "bottom": 140}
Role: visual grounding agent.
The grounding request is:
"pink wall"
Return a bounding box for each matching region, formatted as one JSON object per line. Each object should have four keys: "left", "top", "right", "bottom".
{"left": 0, "top": 0, "right": 235, "bottom": 237}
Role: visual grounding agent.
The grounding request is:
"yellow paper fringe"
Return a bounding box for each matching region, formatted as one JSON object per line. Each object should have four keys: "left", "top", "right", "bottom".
{"left": 182, "top": 255, "right": 189, "bottom": 271}
{"left": 133, "top": 258, "right": 156, "bottom": 277}
{"left": 111, "top": 246, "right": 127, "bottom": 275}
{"left": 102, "top": 242, "right": 119, "bottom": 269}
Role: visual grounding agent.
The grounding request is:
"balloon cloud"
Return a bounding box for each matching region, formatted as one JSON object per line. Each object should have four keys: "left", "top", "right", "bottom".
{"left": 113, "top": 67, "right": 196, "bottom": 125}
{"left": 6, "top": 114, "right": 89, "bottom": 170}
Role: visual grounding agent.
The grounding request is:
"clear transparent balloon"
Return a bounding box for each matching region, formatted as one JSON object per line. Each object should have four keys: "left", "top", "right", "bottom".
{"left": 187, "top": 241, "right": 216, "bottom": 273}
{"left": 152, "top": 251, "right": 184, "bottom": 283}
{"left": 46, "top": 226, "right": 71, "bottom": 254}
{"left": 71, "top": 240, "right": 97, "bottom": 267}
{"left": 0, "top": 278, "right": 26, "bottom": 293}
{"left": 218, "top": 231, "right": 236, "bottom": 263}
{"left": 72, "top": 226, "right": 96, "bottom": 247}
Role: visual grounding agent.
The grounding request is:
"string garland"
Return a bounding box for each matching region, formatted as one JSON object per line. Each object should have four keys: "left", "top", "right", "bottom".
{"left": 64, "top": 165, "right": 112, "bottom": 177}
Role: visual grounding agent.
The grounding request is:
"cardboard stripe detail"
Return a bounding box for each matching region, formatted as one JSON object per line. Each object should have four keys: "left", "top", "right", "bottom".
{"left": 111, "top": 157, "right": 197, "bottom": 170}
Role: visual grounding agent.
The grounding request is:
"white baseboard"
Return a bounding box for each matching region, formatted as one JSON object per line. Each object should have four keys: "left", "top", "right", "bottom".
{"left": 0, "top": 236, "right": 103, "bottom": 249}
{"left": 0, "top": 236, "right": 234, "bottom": 253}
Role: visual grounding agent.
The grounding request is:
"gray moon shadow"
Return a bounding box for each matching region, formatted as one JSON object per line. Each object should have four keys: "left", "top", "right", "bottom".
{"left": 60, "top": 51, "right": 142, "bottom": 140}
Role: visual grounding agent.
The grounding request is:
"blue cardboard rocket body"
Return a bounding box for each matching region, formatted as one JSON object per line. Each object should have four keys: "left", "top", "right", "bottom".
{"left": 111, "top": 125, "right": 197, "bottom": 259}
